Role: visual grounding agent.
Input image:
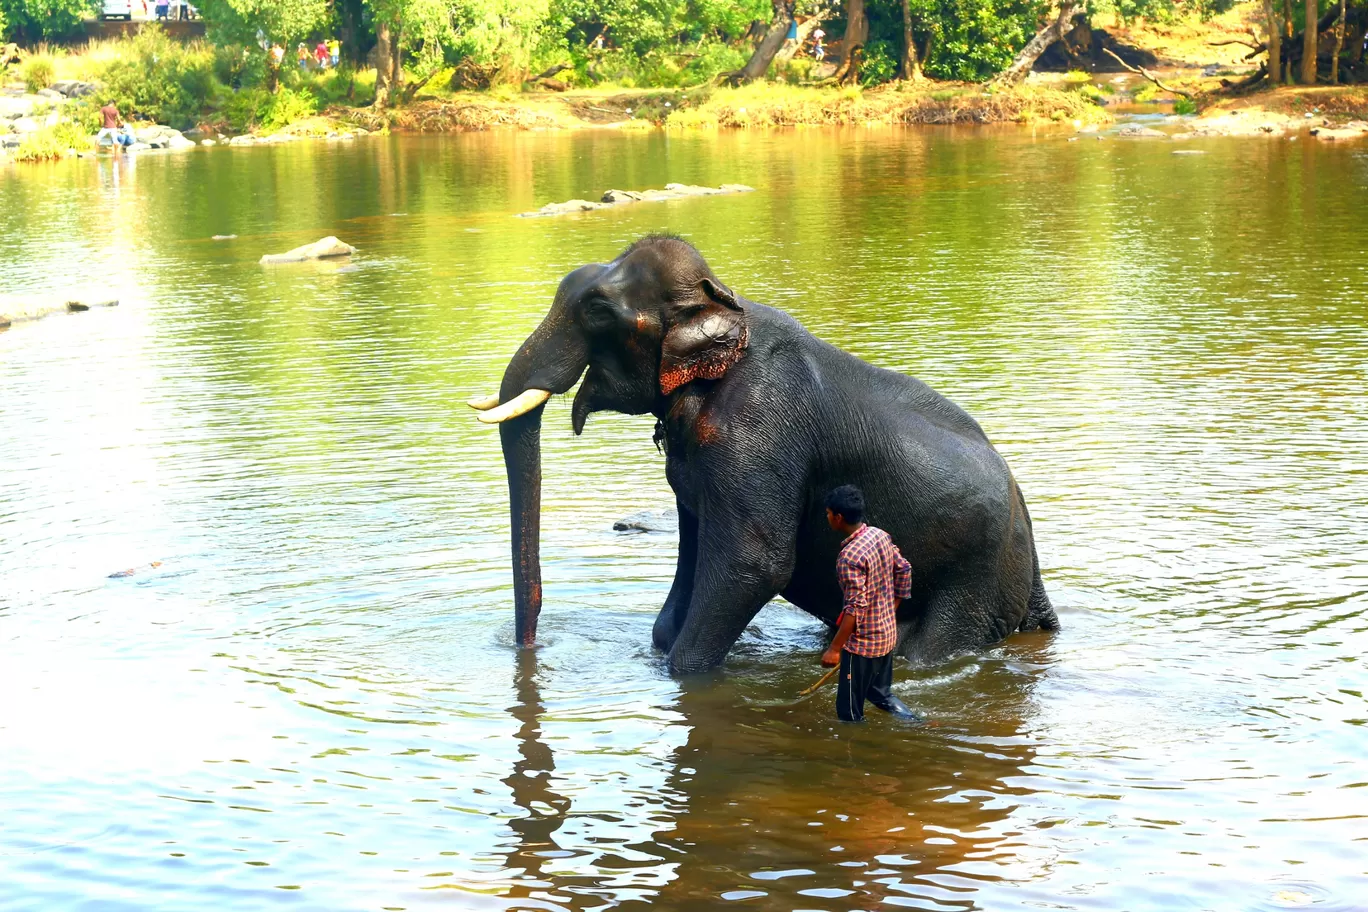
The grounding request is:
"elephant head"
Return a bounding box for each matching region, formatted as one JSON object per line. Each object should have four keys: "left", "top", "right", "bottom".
{"left": 469, "top": 236, "right": 748, "bottom": 647}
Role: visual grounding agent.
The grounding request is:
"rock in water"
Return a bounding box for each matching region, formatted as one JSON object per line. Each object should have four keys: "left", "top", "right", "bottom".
{"left": 0, "top": 293, "right": 119, "bottom": 326}
{"left": 259, "top": 236, "right": 357, "bottom": 265}
{"left": 1116, "top": 124, "right": 1168, "bottom": 138}
{"left": 108, "top": 561, "right": 163, "bottom": 579}
{"left": 1310, "top": 121, "right": 1368, "bottom": 141}
{"left": 520, "top": 183, "right": 755, "bottom": 217}
{"left": 613, "top": 510, "right": 679, "bottom": 534}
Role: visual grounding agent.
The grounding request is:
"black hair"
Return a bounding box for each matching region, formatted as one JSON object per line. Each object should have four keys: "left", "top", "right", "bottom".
{"left": 825, "top": 485, "right": 865, "bottom": 526}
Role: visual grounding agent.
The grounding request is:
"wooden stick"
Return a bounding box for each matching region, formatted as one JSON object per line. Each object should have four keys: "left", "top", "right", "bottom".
{"left": 799, "top": 666, "right": 839, "bottom": 696}
{"left": 1103, "top": 47, "right": 1194, "bottom": 99}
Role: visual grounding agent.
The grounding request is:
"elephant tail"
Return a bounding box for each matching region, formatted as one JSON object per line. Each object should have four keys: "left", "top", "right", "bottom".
{"left": 1015, "top": 486, "right": 1059, "bottom": 633}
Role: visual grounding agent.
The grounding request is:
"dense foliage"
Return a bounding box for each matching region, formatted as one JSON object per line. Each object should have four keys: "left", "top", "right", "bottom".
{"left": 0, "top": 0, "right": 96, "bottom": 42}
{"left": 2, "top": 0, "right": 1357, "bottom": 97}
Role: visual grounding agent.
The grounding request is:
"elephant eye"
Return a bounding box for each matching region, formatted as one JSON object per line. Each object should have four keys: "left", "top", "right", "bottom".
{"left": 582, "top": 298, "right": 620, "bottom": 331}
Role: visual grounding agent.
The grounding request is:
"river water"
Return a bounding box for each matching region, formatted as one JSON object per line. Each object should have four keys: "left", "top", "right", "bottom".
{"left": 2, "top": 127, "right": 1366, "bottom": 911}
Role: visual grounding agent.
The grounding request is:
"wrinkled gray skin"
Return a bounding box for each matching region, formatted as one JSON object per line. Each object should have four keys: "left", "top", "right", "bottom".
{"left": 494, "top": 235, "right": 1058, "bottom": 674}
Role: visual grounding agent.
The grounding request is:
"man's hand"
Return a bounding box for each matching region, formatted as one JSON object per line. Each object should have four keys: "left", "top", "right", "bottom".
{"left": 823, "top": 611, "right": 857, "bottom": 668}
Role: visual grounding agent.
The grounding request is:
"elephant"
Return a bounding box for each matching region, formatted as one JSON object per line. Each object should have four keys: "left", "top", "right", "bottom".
{"left": 470, "top": 235, "right": 1059, "bottom": 674}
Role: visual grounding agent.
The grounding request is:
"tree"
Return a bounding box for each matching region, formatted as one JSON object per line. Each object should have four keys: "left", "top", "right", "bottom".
{"left": 899, "top": 0, "right": 922, "bottom": 80}
{"left": 0, "top": 0, "right": 96, "bottom": 43}
{"left": 992, "top": 0, "right": 1080, "bottom": 85}
{"left": 732, "top": 0, "right": 793, "bottom": 83}
{"left": 1330, "top": 0, "right": 1344, "bottom": 83}
{"left": 843, "top": 0, "right": 869, "bottom": 60}
{"left": 197, "top": 0, "right": 329, "bottom": 45}
{"left": 1301, "top": 0, "right": 1318, "bottom": 82}
{"left": 1263, "top": 0, "right": 1282, "bottom": 85}
{"left": 367, "top": 0, "right": 444, "bottom": 108}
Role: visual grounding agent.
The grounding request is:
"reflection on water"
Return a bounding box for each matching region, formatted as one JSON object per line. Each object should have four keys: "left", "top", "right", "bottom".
{"left": 1, "top": 129, "right": 1366, "bottom": 911}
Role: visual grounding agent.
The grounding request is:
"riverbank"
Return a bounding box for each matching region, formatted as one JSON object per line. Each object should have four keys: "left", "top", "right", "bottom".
{"left": 334, "top": 82, "right": 1113, "bottom": 133}
{"left": 6, "top": 64, "right": 1368, "bottom": 168}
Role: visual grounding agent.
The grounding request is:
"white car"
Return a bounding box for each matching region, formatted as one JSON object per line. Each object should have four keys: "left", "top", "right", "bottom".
{"left": 100, "top": 0, "right": 133, "bottom": 20}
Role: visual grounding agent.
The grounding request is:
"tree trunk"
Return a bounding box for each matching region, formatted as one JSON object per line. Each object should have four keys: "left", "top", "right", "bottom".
{"left": 339, "top": 0, "right": 367, "bottom": 67}
{"left": 1302, "top": 0, "right": 1319, "bottom": 83}
{"left": 776, "top": 15, "right": 826, "bottom": 64}
{"left": 900, "top": 0, "right": 923, "bottom": 81}
{"left": 993, "top": 1, "right": 1081, "bottom": 85}
{"left": 1264, "top": 0, "right": 1282, "bottom": 85}
{"left": 844, "top": 0, "right": 869, "bottom": 62}
{"left": 1331, "top": 0, "right": 1345, "bottom": 84}
{"left": 732, "top": 0, "right": 794, "bottom": 84}
{"left": 374, "top": 21, "right": 395, "bottom": 108}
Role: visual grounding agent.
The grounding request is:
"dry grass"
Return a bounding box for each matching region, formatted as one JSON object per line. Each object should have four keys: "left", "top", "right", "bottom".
{"left": 336, "top": 97, "right": 564, "bottom": 132}
{"left": 665, "top": 83, "right": 1112, "bottom": 128}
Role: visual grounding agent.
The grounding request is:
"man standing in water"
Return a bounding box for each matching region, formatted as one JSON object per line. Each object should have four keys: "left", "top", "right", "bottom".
{"left": 821, "top": 485, "right": 920, "bottom": 722}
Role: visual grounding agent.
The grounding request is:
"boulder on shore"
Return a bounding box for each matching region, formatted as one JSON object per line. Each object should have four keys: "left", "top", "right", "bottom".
{"left": 259, "top": 236, "right": 357, "bottom": 265}
{"left": 136, "top": 125, "right": 196, "bottom": 150}
{"left": 0, "top": 293, "right": 119, "bottom": 328}
{"left": 519, "top": 182, "right": 755, "bottom": 217}
{"left": 0, "top": 94, "right": 39, "bottom": 120}
{"left": 50, "top": 80, "right": 99, "bottom": 98}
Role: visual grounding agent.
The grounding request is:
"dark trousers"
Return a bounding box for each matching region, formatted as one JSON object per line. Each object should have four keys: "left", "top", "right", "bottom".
{"left": 836, "top": 649, "right": 898, "bottom": 722}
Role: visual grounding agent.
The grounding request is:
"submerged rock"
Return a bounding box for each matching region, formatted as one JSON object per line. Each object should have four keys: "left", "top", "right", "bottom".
{"left": 0, "top": 292, "right": 119, "bottom": 327}
{"left": 520, "top": 182, "right": 755, "bottom": 217}
{"left": 1116, "top": 124, "right": 1167, "bottom": 138}
{"left": 259, "top": 236, "right": 357, "bottom": 265}
{"left": 108, "top": 561, "right": 163, "bottom": 579}
{"left": 1310, "top": 121, "right": 1368, "bottom": 141}
{"left": 613, "top": 510, "right": 679, "bottom": 534}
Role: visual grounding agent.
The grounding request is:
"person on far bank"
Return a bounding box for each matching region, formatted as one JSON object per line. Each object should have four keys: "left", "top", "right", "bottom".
{"left": 822, "top": 485, "right": 921, "bottom": 723}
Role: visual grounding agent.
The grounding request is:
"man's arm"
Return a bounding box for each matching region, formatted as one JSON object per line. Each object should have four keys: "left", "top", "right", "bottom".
{"left": 894, "top": 549, "right": 912, "bottom": 600}
{"left": 822, "top": 611, "right": 856, "bottom": 666}
{"left": 822, "top": 554, "right": 867, "bottom": 666}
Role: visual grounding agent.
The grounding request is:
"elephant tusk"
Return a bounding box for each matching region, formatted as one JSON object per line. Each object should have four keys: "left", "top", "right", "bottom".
{"left": 467, "top": 394, "right": 502, "bottom": 411}
{"left": 477, "top": 389, "right": 553, "bottom": 424}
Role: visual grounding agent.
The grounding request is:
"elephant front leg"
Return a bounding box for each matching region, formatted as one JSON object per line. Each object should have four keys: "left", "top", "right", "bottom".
{"left": 666, "top": 514, "right": 796, "bottom": 674}
{"left": 652, "top": 501, "right": 698, "bottom": 652}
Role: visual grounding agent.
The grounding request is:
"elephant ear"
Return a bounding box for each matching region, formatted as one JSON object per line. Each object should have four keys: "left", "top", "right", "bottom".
{"left": 659, "top": 278, "right": 749, "bottom": 395}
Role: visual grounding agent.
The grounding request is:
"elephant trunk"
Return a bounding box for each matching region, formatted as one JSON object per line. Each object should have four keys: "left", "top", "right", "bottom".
{"left": 491, "top": 315, "right": 589, "bottom": 648}
{"left": 500, "top": 410, "right": 544, "bottom": 647}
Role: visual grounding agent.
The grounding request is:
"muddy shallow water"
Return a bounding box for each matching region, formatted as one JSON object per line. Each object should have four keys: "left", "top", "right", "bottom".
{"left": 2, "top": 128, "right": 1366, "bottom": 911}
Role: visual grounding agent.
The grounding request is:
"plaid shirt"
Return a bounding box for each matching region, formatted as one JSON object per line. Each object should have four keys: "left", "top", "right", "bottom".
{"left": 837, "top": 524, "right": 911, "bottom": 658}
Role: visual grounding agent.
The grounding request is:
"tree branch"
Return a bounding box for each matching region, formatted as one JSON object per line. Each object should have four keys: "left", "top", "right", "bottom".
{"left": 1103, "top": 47, "right": 1194, "bottom": 99}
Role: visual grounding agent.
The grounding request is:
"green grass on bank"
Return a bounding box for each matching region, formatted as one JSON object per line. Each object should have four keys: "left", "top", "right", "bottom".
{"left": 14, "top": 122, "right": 93, "bottom": 162}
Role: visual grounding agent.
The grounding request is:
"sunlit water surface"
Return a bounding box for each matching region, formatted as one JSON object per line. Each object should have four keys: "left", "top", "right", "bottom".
{"left": 2, "top": 128, "right": 1366, "bottom": 912}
